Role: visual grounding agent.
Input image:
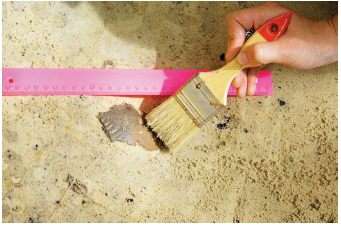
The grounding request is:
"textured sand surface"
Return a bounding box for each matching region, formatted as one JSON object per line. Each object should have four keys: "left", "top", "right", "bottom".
{"left": 2, "top": 1, "right": 338, "bottom": 223}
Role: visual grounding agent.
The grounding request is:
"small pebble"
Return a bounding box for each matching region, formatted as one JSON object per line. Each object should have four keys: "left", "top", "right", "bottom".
{"left": 278, "top": 99, "right": 285, "bottom": 106}
{"left": 216, "top": 123, "right": 227, "bottom": 130}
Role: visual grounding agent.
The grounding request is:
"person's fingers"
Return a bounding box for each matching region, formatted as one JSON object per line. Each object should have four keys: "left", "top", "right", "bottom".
{"left": 232, "top": 69, "right": 247, "bottom": 88}
{"left": 246, "top": 66, "right": 261, "bottom": 96}
{"left": 225, "top": 19, "right": 247, "bottom": 63}
{"left": 236, "top": 72, "right": 248, "bottom": 98}
{"left": 236, "top": 40, "right": 282, "bottom": 68}
{"left": 225, "top": 2, "right": 291, "bottom": 63}
{"left": 232, "top": 2, "right": 291, "bottom": 30}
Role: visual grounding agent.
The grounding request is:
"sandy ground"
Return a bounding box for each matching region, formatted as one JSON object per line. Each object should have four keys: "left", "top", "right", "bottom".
{"left": 2, "top": 1, "right": 338, "bottom": 223}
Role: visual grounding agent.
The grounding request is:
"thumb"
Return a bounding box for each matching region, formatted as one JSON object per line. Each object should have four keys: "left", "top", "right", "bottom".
{"left": 236, "top": 40, "right": 282, "bottom": 68}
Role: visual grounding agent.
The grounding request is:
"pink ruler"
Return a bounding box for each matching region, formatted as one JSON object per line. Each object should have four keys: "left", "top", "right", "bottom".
{"left": 2, "top": 68, "right": 273, "bottom": 96}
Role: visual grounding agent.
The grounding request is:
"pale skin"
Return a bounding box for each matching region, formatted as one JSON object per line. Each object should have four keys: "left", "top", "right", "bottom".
{"left": 225, "top": 2, "right": 338, "bottom": 98}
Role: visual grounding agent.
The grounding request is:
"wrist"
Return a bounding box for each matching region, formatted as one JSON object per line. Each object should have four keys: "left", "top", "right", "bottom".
{"left": 317, "top": 15, "right": 338, "bottom": 64}
{"left": 331, "top": 14, "right": 338, "bottom": 36}
{"left": 328, "top": 14, "right": 338, "bottom": 62}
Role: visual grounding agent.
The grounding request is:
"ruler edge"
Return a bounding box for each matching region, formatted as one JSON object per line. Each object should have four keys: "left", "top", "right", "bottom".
{"left": 2, "top": 68, "right": 273, "bottom": 96}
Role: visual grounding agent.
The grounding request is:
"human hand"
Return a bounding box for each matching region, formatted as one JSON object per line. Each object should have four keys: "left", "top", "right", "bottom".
{"left": 225, "top": 2, "right": 338, "bottom": 98}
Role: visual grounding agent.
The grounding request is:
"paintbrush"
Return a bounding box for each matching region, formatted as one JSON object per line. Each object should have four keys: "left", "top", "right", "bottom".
{"left": 146, "top": 11, "right": 293, "bottom": 150}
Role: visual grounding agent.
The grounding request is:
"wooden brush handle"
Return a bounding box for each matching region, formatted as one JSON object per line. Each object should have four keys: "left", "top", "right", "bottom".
{"left": 199, "top": 11, "right": 293, "bottom": 106}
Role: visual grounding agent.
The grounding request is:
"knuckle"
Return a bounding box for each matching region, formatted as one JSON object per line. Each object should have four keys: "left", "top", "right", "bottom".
{"left": 264, "top": 2, "right": 279, "bottom": 7}
{"left": 252, "top": 43, "right": 264, "bottom": 64}
{"left": 225, "top": 14, "right": 233, "bottom": 22}
{"left": 226, "top": 12, "right": 237, "bottom": 22}
{"left": 225, "top": 14, "right": 231, "bottom": 21}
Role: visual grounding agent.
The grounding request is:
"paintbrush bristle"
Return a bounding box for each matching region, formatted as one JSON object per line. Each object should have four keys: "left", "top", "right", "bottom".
{"left": 145, "top": 96, "right": 200, "bottom": 150}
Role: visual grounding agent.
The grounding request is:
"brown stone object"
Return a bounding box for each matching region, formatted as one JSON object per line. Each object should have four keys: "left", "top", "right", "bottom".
{"left": 98, "top": 103, "right": 158, "bottom": 151}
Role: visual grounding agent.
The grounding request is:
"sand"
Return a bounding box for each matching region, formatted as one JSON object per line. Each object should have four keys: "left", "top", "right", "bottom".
{"left": 2, "top": 1, "right": 338, "bottom": 223}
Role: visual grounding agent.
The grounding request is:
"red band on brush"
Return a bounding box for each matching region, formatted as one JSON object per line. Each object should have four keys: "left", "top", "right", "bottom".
{"left": 258, "top": 11, "right": 293, "bottom": 42}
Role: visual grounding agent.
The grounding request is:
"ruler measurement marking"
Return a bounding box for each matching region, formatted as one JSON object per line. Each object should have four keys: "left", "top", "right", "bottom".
{"left": 2, "top": 69, "right": 273, "bottom": 96}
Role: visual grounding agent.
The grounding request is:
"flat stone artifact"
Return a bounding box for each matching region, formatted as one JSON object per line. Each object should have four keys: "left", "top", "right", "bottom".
{"left": 98, "top": 103, "right": 158, "bottom": 151}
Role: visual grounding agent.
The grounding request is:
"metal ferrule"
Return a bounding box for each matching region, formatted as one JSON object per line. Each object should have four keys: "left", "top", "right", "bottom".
{"left": 174, "top": 73, "right": 222, "bottom": 127}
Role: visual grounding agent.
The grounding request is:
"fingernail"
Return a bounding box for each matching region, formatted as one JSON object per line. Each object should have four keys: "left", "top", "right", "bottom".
{"left": 237, "top": 52, "right": 248, "bottom": 65}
